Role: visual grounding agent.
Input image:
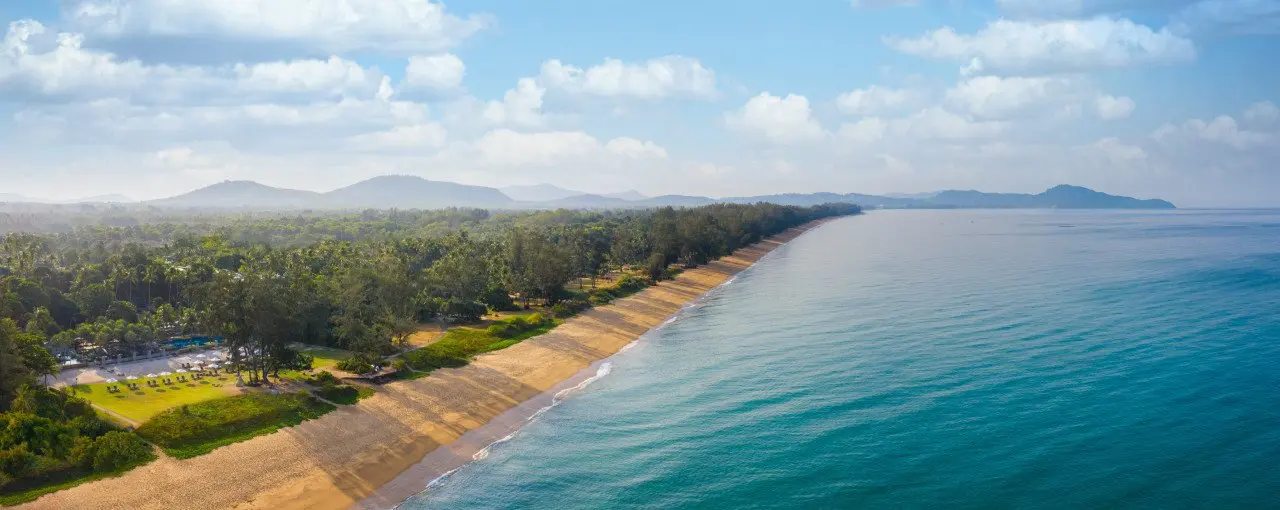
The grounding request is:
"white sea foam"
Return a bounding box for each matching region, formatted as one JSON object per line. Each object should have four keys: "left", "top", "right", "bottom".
{"left": 463, "top": 362, "right": 614, "bottom": 464}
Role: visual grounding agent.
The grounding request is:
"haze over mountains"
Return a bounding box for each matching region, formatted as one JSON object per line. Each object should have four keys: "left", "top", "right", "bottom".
{"left": 0, "top": 193, "right": 135, "bottom": 204}
{"left": 3, "top": 177, "right": 1176, "bottom": 211}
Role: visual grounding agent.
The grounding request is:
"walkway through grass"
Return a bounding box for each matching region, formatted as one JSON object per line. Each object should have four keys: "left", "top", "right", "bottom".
{"left": 71, "top": 378, "right": 240, "bottom": 423}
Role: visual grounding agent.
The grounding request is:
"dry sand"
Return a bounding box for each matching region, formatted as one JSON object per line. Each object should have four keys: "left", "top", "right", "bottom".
{"left": 19, "top": 219, "right": 832, "bottom": 510}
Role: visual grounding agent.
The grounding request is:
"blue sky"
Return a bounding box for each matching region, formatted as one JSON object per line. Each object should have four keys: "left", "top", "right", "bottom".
{"left": 1, "top": 1, "right": 1277, "bottom": 206}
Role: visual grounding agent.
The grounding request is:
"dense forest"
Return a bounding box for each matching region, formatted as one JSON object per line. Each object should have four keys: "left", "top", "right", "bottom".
{"left": 0, "top": 202, "right": 858, "bottom": 493}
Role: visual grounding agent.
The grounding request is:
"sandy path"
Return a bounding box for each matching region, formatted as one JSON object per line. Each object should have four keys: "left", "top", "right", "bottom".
{"left": 19, "top": 219, "right": 833, "bottom": 510}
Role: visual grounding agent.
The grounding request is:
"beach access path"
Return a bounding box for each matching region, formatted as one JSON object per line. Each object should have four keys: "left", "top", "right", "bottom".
{"left": 19, "top": 219, "right": 834, "bottom": 510}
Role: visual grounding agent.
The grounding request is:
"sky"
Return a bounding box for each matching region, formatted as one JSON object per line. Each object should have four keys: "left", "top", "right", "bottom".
{"left": 1, "top": 1, "right": 1278, "bottom": 207}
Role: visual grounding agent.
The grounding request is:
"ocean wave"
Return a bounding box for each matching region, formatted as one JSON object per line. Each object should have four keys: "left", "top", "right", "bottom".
{"left": 465, "top": 362, "right": 614, "bottom": 463}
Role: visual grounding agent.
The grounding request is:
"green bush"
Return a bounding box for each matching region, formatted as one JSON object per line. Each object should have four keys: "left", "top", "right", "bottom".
{"left": 136, "top": 392, "right": 335, "bottom": 458}
{"left": 550, "top": 299, "right": 590, "bottom": 318}
{"left": 443, "top": 299, "right": 487, "bottom": 323}
{"left": 315, "top": 385, "right": 358, "bottom": 403}
{"left": 310, "top": 370, "right": 339, "bottom": 385}
{"left": 90, "top": 432, "right": 151, "bottom": 472}
{"left": 67, "top": 436, "right": 95, "bottom": 470}
{"left": 403, "top": 314, "right": 560, "bottom": 371}
{"left": 0, "top": 445, "right": 37, "bottom": 478}
{"left": 336, "top": 354, "right": 375, "bottom": 374}
{"left": 481, "top": 286, "right": 518, "bottom": 312}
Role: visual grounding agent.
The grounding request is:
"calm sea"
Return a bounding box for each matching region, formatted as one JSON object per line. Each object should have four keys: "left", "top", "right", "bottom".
{"left": 405, "top": 209, "right": 1280, "bottom": 509}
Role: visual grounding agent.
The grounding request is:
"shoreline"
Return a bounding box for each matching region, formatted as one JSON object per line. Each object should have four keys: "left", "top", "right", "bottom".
{"left": 18, "top": 218, "right": 837, "bottom": 510}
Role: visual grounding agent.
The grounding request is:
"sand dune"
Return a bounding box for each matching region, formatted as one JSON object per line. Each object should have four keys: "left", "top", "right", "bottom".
{"left": 20, "top": 220, "right": 831, "bottom": 510}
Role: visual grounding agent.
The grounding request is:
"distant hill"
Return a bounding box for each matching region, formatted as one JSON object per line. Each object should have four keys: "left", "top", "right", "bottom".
{"left": 324, "top": 176, "right": 511, "bottom": 209}
{"left": 500, "top": 184, "right": 584, "bottom": 202}
{"left": 603, "top": 190, "right": 647, "bottom": 201}
{"left": 639, "top": 195, "right": 718, "bottom": 207}
{"left": 147, "top": 181, "right": 321, "bottom": 209}
{"left": 136, "top": 179, "right": 1174, "bottom": 211}
{"left": 541, "top": 194, "right": 632, "bottom": 208}
{"left": 924, "top": 185, "right": 1175, "bottom": 209}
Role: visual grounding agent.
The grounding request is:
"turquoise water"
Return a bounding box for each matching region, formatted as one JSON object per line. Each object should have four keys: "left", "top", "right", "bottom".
{"left": 407, "top": 210, "right": 1280, "bottom": 509}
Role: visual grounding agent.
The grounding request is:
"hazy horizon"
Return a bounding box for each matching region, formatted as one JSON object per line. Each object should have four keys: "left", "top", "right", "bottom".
{"left": 2, "top": 1, "right": 1277, "bottom": 207}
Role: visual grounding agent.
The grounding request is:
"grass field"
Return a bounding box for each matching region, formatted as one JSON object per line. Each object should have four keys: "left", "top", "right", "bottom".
{"left": 71, "top": 378, "right": 240, "bottom": 423}
{"left": 402, "top": 313, "right": 560, "bottom": 370}
{"left": 292, "top": 344, "right": 352, "bottom": 370}
{"left": 136, "top": 392, "right": 335, "bottom": 458}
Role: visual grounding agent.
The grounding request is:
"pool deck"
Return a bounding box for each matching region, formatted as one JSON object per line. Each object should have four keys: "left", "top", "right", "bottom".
{"left": 51, "top": 347, "right": 227, "bottom": 387}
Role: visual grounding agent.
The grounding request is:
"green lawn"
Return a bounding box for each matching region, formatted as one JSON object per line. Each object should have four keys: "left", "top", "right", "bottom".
{"left": 292, "top": 344, "right": 352, "bottom": 370}
{"left": 70, "top": 378, "right": 239, "bottom": 423}
{"left": 136, "top": 392, "right": 335, "bottom": 459}
{"left": 402, "top": 313, "right": 560, "bottom": 371}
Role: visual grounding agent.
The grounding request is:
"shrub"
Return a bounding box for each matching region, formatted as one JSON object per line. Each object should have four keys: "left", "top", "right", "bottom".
{"left": 315, "top": 385, "right": 358, "bottom": 403}
{"left": 68, "top": 436, "right": 96, "bottom": 470}
{"left": 588, "top": 290, "right": 614, "bottom": 305}
{"left": 550, "top": 299, "right": 590, "bottom": 319}
{"left": 615, "top": 275, "right": 646, "bottom": 292}
{"left": 481, "top": 286, "right": 518, "bottom": 312}
{"left": 137, "top": 392, "right": 334, "bottom": 458}
{"left": 391, "top": 358, "right": 408, "bottom": 372}
{"left": 90, "top": 432, "right": 151, "bottom": 472}
{"left": 645, "top": 252, "right": 668, "bottom": 281}
{"left": 310, "top": 371, "right": 339, "bottom": 386}
{"left": 443, "top": 299, "right": 487, "bottom": 323}
{"left": 336, "top": 354, "right": 375, "bottom": 375}
{"left": 0, "top": 445, "right": 37, "bottom": 478}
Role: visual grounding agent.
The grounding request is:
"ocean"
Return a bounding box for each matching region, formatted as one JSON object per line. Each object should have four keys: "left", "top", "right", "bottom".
{"left": 404, "top": 209, "right": 1280, "bottom": 509}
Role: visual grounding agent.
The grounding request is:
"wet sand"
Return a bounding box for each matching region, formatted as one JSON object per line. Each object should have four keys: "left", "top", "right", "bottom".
{"left": 19, "top": 219, "right": 833, "bottom": 510}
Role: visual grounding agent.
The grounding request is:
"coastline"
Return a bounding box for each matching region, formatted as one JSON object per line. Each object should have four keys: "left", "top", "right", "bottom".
{"left": 18, "top": 218, "right": 836, "bottom": 510}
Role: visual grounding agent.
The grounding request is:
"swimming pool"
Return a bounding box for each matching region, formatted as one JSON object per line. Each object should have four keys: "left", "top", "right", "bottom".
{"left": 166, "top": 336, "right": 224, "bottom": 349}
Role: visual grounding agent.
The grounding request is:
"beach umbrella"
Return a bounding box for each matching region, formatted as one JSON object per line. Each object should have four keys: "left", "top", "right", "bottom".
{"left": 106, "top": 378, "right": 118, "bottom": 383}
{"left": 125, "top": 375, "right": 138, "bottom": 380}
{"left": 146, "top": 373, "right": 158, "bottom": 378}
{"left": 160, "top": 371, "right": 172, "bottom": 376}
{"left": 176, "top": 369, "right": 188, "bottom": 373}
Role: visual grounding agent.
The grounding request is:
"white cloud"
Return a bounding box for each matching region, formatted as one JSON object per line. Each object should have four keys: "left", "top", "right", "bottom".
{"left": 472, "top": 129, "right": 666, "bottom": 167}
{"left": 1, "top": 20, "right": 387, "bottom": 104}
{"left": 887, "top": 17, "right": 1196, "bottom": 74}
{"left": 837, "top": 85, "right": 919, "bottom": 115}
{"left": 1094, "top": 95, "right": 1135, "bottom": 120}
{"left": 346, "top": 123, "right": 447, "bottom": 151}
{"left": 944, "top": 76, "right": 1081, "bottom": 119}
{"left": 890, "top": 107, "right": 1008, "bottom": 141}
{"left": 404, "top": 53, "right": 465, "bottom": 90}
{"left": 726, "top": 93, "right": 827, "bottom": 144}
{"left": 1243, "top": 101, "right": 1279, "bottom": 124}
{"left": 15, "top": 98, "right": 433, "bottom": 152}
{"left": 537, "top": 56, "right": 716, "bottom": 99}
{"left": 1152, "top": 115, "right": 1274, "bottom": 149}
{"left": 943, "top": 75, "right": 1132, "bottom": 121}
{"left": 482, "top": 78, "right": 546, "bottom": 127}
{"left": 63, "top": 0, "right": 487, "bottom": 58}
{"left": 836, "top": 118, "right": 889, "bottom": 144}
{"left": 605, "top": 137, "right": 669, "bottom": 159}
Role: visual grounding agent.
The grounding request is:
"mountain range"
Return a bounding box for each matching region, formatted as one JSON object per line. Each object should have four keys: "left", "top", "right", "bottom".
{"left": 2, "top": 178, "right": 1176, "bottom": 211}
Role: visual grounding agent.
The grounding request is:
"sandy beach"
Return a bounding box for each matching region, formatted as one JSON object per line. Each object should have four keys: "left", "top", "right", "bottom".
{"left": 18, "top": 219, "right": 832, "bottom": 510}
